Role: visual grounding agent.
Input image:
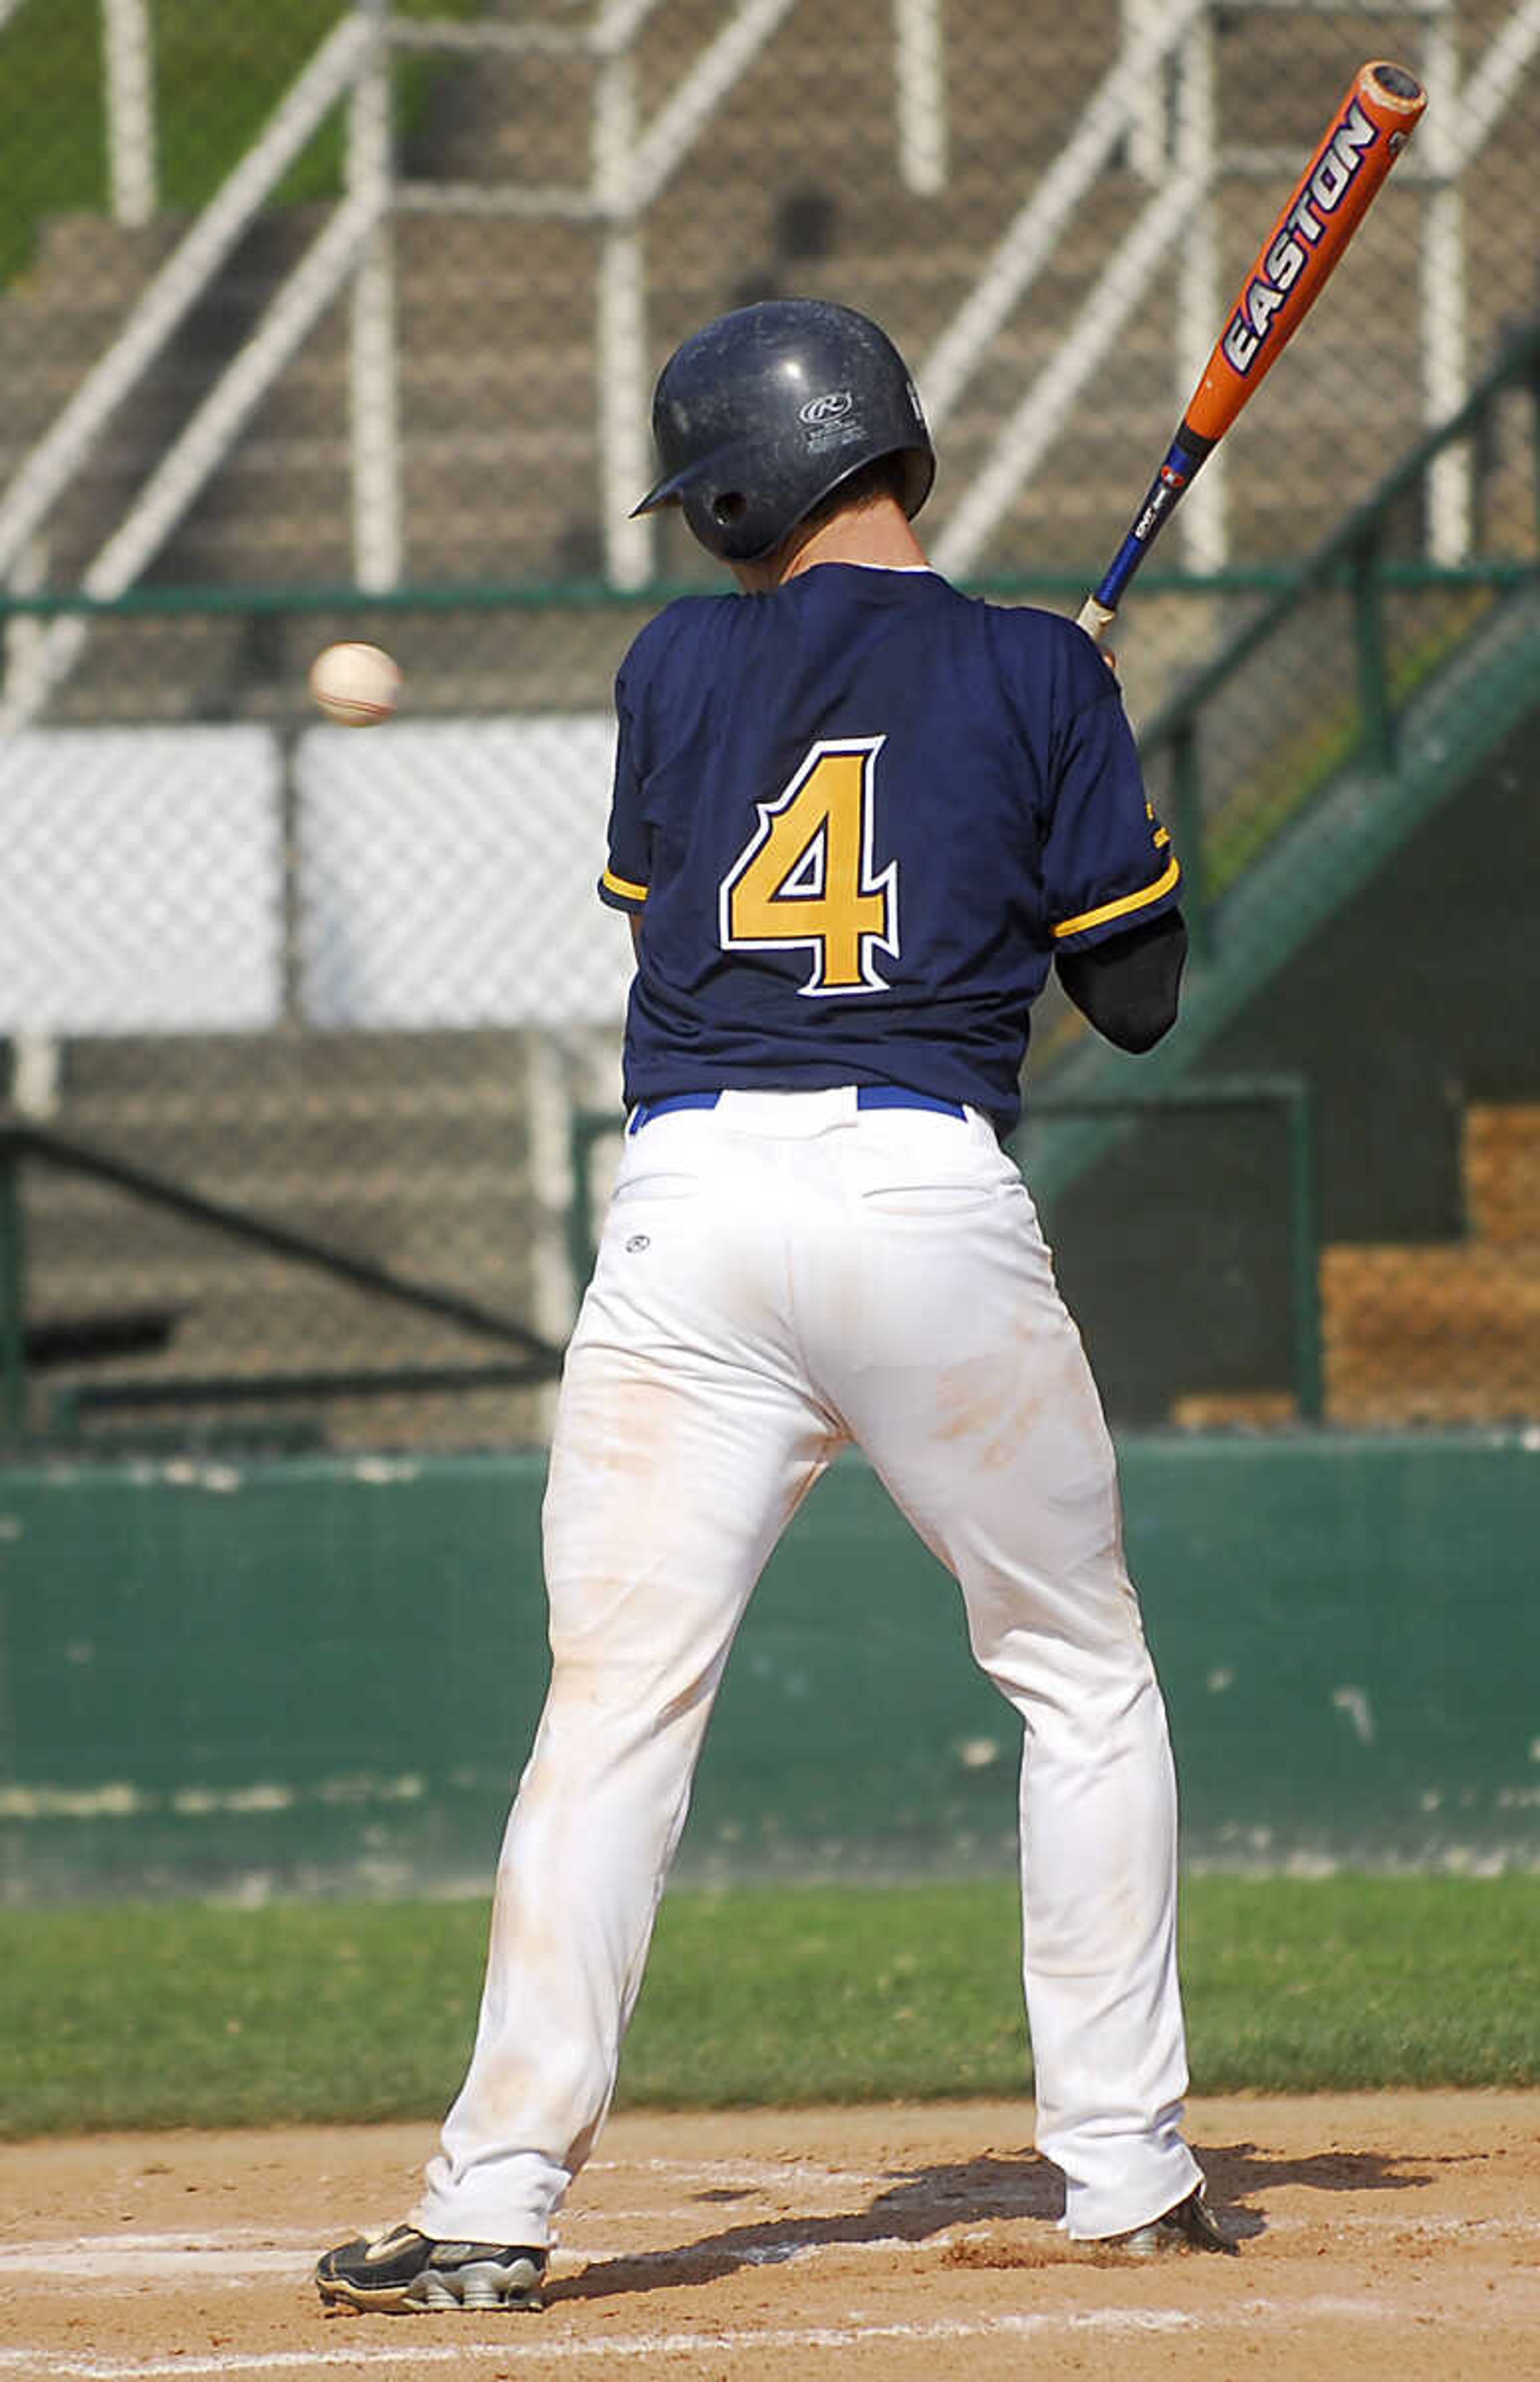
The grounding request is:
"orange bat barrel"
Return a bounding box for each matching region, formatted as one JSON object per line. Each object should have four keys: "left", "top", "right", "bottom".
{"left": 1080, "top": 61, "right": 1425, "bottom": 635}
{"left": 1181, "top": 61, "right": 1427, "bottom": 446}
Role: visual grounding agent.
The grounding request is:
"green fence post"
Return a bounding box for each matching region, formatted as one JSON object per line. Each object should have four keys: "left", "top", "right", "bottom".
{"left": 1285, "top": 1082, "right": 1323, "bottom": 1424}
{"left": 1351, "top": 527, "right": 1394, "bottom": 774}
{"left": 0, "top": 1141, "right": 27, "bottom": 1441}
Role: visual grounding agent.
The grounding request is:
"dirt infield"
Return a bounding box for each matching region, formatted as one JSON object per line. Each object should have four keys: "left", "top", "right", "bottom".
{"left": 1, "top": 2092, "right": 1536, "bottom": 2380}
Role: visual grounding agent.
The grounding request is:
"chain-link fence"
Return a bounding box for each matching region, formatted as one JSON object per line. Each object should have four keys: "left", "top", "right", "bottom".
{"left": 1, "top": 0, "right": 1537, "bottom": 1452}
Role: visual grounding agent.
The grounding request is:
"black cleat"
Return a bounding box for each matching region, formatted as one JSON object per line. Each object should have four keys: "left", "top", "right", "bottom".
{"left": 315, "top": 2223, "right": 547, "bottom": 2313}
{"left": 1100, "top": 2187, "right": 1238, "bottom": 2257}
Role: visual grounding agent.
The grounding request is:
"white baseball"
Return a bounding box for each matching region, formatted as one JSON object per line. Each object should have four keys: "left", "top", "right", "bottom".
{"left": 308, "top": 641, "right": 401, "bottom": 726}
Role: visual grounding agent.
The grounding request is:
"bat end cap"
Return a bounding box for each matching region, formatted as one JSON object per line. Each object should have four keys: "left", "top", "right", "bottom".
{"left": 1365, "top": 61, "right": 1425, "bottom": 108}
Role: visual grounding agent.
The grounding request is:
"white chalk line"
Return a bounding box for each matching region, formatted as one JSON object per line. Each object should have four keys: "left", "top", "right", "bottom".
{"left": 4, "top": 2204, "right": 1539, "bottom": 2288}
{"left": 8, "top": 2291, "right": 1540, "bottom": 2381}
{"left": 0, "top": 2232, "right": 945, "bottom": 2286}
{"left": 0, "top": 2309, "right": 1331, "bottom": 2380}
{"left": 622, "top": 2155, "right": 907, "bottom": 2190}
{"left": 599, "top": 2155, "right": 896, "bottom": 2175}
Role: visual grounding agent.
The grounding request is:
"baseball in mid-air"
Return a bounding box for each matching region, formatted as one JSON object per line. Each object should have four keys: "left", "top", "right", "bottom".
{"left": 308, "top": 640, "right": 401, "bottom": 726}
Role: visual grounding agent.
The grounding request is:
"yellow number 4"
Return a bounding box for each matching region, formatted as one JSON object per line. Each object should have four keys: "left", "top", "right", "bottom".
{"left": 719, "top": 737, "right": 899, "bottom": 995}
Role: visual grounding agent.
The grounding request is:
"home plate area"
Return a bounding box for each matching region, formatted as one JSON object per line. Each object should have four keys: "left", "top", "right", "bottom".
{"left": 2, "top": 2094, "right": 1537, "bottom": 2381}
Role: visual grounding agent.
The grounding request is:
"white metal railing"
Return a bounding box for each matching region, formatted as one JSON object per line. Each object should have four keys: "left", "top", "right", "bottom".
{"left": 1424, "top": 0, "right": 1540, "bottom": 555}
{"left": 349, "top": 6, "right": 403, "bottom": 593}
{"left": 894, "top": 0, "right": 949, "bottom": 195}
{"left": 1420, "top": 4, "right": 1468, "bottom": 562}
{"left": 101, "top": 0, "right": 156, "bottom": 228}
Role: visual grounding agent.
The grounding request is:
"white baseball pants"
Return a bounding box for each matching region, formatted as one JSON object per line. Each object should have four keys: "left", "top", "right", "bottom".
{"left": 415, "top": 1087, "right": 1200, "bottom": 2247}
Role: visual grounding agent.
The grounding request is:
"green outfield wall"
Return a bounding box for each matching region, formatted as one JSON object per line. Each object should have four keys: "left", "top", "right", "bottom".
{"left": 0, "top": 1434, "right": 1536, "bottom": 1901}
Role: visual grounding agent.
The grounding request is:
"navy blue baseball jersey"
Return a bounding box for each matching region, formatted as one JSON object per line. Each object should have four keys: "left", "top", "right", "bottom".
{"left": 598, "top": 563, "right": 1179, "bottom": 1135}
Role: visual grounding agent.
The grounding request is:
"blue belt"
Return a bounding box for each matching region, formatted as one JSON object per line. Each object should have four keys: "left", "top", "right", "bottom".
{"left": 628, "top": 1087, "right": 966, "bottom": 1133}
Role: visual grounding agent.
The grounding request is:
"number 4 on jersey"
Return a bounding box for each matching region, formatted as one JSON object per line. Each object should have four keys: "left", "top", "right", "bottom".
{"left": 719, "top": 737, "right": 899, "bottom": 995}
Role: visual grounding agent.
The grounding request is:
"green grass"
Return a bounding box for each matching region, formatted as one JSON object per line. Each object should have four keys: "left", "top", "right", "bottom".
{"left": 0, "top": 0, "right": 478, "bottom": 288}
{"left": 1, "top": 1876, "right": 1536, "bottom": 2139}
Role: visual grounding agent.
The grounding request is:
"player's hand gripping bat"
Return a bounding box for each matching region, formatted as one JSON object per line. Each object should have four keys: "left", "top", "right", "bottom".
{"left": 1076, "top": 60, "right": 1427, "bottom": 644}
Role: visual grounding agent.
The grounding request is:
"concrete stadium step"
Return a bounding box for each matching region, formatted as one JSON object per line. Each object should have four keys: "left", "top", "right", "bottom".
{"left": 1167, "top": 1390, "right": 1299, "bottom": 1431}
{"left": 22, "top": 210, "right": 186, "bottom": 287}
{"left": 0, "top": 211, "right": 327, "bottom": 410}
{"left": 16, "top": 614, "right": 251, "bottom": 728}
{"left": 1321, "top": 1243, "right": 1540, "bottom": 1428}
{"left": 420, "top": 0, "right": 1099, "bottom": 189}
{"left": 57, "top": 1029, "right": 534, "bottom": 1101}
{"left": 34, "top": 596, "right": 643, "bottom": 722}
{"left": 21, "top": 1032, "right": 553, "bottom": 1390}
{"left": 54, "top": 1385, "right": 551, "bottom": 1456}
{"left": 260, "top": 601, "right": 645, "bottom": 714}
{"left": 37, "top": 470, "right": 583, "bottom": 593}
{"left": 24, "top": 1169, "right": 535, "bottom": 1275}
{"left": 43, "top": 1038, "right": 539, "bottom": 1191}
{"left": 53, "top": 1073, "right": 535, "bottom": 1132}
{"left": 1464, "top": 1104, "right": 1540, "bottom": 1246}
{"left": 25, "top": 1247, "right": 530, "bottom": 1327}
{"left": 0, "top": 217, "right": 182, "bottom": 404}
{"left": 24, "top": 1139, "right": 529, "bottom": 1211}
{"left": 22, "top": 1244, "right": 550, "bottom": 1436}
{"left": 24, "top": 1252, "right": 553, "bottom": 1457}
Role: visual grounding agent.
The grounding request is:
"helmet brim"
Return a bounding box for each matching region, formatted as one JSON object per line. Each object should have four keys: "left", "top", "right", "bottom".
{"left": 629, "top": 466, "right": 689, "bottom": 520}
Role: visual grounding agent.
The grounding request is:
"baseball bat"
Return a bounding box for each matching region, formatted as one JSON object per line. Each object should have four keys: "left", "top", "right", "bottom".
{"left": 1076, "top": 59, "right": 1427, "bottom": 643}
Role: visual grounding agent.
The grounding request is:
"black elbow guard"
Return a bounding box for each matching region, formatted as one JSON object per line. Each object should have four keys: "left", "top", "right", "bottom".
{"left": 1055, "top": 910, "right": 1187, "bottom": 1052}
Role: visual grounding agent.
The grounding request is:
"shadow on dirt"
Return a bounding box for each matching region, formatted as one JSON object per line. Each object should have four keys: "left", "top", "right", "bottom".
{"left": 555, "top": 2136, "right": 1433, "bottom": 2301}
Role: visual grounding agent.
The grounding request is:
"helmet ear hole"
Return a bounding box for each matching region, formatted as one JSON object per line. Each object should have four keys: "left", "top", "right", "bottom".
{"left": 711, "top": 491, "right": 747, "bottom": 525}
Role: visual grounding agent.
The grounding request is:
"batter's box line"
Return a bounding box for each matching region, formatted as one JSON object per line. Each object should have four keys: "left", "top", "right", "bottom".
{"left": 0, "top": 2313, "right": 1197, "bottom": 2381}
{"left": 0, "top": 2232, "right": 958, "bottom": 2286}
{"left": 625, "top": 2155, "right": 901, "bottom": 2187}
{"left": 0, "top": 2297, "right": 1488, "bottom": 2382}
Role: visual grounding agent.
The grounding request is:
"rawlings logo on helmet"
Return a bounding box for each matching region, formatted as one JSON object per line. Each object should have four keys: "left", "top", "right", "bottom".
{"left": 798, "top": 390, "right": 854, "bottom": 426}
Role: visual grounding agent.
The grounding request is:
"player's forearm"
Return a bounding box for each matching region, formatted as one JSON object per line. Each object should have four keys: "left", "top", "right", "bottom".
{"left": 1054, "top": 909, "right": 1187, "bottom": 1053}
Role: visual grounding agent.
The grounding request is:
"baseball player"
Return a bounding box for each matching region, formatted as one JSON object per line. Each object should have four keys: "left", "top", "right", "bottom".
{"left": 316, "top": 298, "right": 1233, "bottom": 2314}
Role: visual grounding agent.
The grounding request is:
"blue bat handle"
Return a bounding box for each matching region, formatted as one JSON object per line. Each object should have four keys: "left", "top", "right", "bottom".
{"left": 1090, "top": 426, "right": 1215, "bottom": 618}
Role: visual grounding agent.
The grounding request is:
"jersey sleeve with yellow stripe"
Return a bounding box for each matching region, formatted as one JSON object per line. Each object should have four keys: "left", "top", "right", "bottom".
{"left": 596, "top": 660, "right": 652, "bottom": 916}
{"left": 598, "top": 862, "right": 648, "bottom": 915}
{"left": 1039, "top": 651, "right": 1181, "bottom": 952}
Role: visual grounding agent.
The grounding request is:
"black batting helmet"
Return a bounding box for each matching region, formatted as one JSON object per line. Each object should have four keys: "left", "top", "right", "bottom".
{"left": 631, "top": 299, "right": 935, "bottom": 563}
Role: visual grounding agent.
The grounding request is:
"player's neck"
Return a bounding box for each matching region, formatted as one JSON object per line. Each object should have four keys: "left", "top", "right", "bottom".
{"left": 732, "top": 498, "right": 930, "bottom": 593}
